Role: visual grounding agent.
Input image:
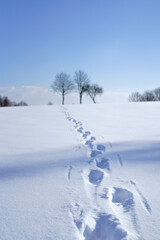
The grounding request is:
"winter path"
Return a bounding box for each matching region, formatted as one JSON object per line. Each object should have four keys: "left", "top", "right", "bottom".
{"left": 0, "top": 103, "right": 160, "bottom": 240}
{"left": 65, "top": 103, "right": 160, "bottom": 240}
{"left": 63, "top": 107, "right": 152, "bottom": 240}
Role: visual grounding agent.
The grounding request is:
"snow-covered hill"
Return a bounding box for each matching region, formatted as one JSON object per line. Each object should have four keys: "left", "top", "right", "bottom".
{"left": 0, "top": 103, "right": 160, "bottom": 240}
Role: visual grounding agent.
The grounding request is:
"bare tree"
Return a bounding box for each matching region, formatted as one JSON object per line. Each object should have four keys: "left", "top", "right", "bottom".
{"left": 128, "top": 92, "right": 142, "bottom": 102}
{"left": 17, "top": 101, "right": 28, "bottom": 106}
{"left": 153, "top": 87, "right": 160, "bottom": 101}
{"left": 86, "top": 84, "right": 103, "bottom": 103}
{"left": 51, "top": 72, "right": 74, "bottom": 105}
{"left": 74, "top": 70, "right": 89, "bottom": 104}
{"left": 0, "top": 96, "right": 2, "bottom": 107}
{"left": 140, "top": 91, "right": 156, "bottom": 101}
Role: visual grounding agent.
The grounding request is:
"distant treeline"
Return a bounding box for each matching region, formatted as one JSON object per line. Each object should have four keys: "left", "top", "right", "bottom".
{"left": 0, "top": 95, "right": 28, "bottom": 107}
{"left": 129, "top": 87, "right": 160, "bottom": 102}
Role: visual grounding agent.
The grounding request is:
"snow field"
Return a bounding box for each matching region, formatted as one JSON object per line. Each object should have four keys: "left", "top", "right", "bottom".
{"left": 0, "top": 103, "right": 160, "bottom": 239}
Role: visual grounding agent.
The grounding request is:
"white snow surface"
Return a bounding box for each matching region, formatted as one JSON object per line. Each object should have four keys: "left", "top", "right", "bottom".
{"left": 0, "top": 102, "right": 160, "bottom": 240}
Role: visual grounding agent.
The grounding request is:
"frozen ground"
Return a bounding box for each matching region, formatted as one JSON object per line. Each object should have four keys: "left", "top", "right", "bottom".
{"left": 0, "top": 102, "right": 160, "bottom": 240}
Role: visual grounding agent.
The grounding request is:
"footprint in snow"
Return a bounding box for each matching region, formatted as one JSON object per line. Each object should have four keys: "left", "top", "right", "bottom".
{"left": 77, "top": 127, "right": 83, "bottom": 133}
{"left": 85, "top": 140, "right": 93, "bottom": 149}
{"left": 76, "top": 121, "right": 82, "bottom": 125}
{"left": 97, "top": 144, "right": 106, "bottom": 152}
{"left": 88, "top": 169, "right": 104, "bottom": 185}
{"left": 83, "top": 131, "right": 91, "bottom": 139}
{"left": 112, "top": 187, "right": 134, "bottom": 212}
{"left": 75, "top": 123, "right": 82, "bottom": 128}
{"left": 90, "top": 136, "right": 96, "bottom": 141}
{"left": 96, "top": 158, "right": 110, "bottom": 171}
{"left": 90, "top": 150, "right": 102, "bottom": 158}
{"left": 83, "top": 213, "right": 127, "bottom": 240}
{"left": 85, "top": 136, "right": 96, "bottom": 149}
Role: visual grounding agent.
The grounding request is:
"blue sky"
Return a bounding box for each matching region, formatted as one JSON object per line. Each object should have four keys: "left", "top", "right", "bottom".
{"left": 0, "top": 0, "right": 160, "bottom": 104}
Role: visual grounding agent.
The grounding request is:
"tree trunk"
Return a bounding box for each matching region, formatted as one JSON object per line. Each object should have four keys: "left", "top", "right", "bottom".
{"left": 80, "top": 93, "right": 82, "bottom": 104}
{"left": 62, "top": 93, "right": 65, "bottom": 105}
{"left": 93, "top": 98, "right": 96, "bottom": 104}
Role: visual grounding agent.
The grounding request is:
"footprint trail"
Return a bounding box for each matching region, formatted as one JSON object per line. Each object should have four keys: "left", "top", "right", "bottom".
{"left": 63, "top": 108, "right": 149, "bottom": 240}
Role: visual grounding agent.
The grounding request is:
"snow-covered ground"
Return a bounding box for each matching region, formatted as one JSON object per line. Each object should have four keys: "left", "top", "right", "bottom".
{"left": 0, "top": 103, "right": 160, "bottom": 240}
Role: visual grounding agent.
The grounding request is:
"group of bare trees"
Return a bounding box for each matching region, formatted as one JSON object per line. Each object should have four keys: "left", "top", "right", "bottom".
{"left": 129, "top": 87, "right": 160, "bottom": 102}
{"left": 51, "top": 70, "right": 103, "bottom": 105}
{"left": 0, "top": 96, "right": 11, "bottom": 107}
{"left": 0, "top": 95, "right": 28, "bottom": 107}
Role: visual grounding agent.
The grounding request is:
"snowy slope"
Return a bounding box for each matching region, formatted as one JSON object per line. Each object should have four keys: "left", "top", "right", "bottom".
{"left": 0, "top": 103, "right": 160, "bottom": 240}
